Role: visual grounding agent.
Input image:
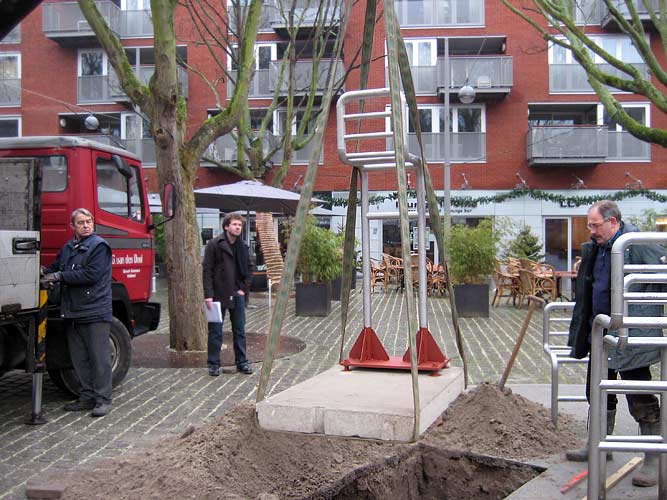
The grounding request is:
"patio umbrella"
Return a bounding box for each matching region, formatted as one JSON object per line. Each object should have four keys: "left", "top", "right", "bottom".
{"left": 194, "top": 180, "right": 321, "bottom": 244}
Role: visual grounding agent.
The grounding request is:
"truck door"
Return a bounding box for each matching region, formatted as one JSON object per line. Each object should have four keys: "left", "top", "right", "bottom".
{"left": 92, "top": 153, "right": 152, "bottom": 303}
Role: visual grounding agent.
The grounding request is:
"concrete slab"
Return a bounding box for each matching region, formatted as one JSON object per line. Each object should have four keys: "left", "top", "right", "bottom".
{"left": 256, "top": 365, "right": 464, "bottom": 442}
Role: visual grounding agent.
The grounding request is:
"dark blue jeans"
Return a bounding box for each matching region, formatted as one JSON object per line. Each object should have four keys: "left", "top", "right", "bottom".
{"left": 207, "top": 294, "right": 248, "bottom": 369}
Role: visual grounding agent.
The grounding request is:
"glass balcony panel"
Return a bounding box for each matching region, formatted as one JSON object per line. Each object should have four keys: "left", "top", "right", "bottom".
{"left": 228, "top": 68, "right": 272, "bottom": 98}
{"left": 121, "top": 9, "right": 153, "bottom": 37}
{"left": 602, "top": 0, "right": 661, "bottom": 18}
{"left": 606, "top": 130, "right": 651, "bottom": 160}
{"left": 549, "top": 62, "right": 649, "bottom": 93}
{"left": 269, "top": 60, "right": 343, "bottom": 94}
{"left": 42, "top": 1, "right": 120, "bottom": 35}
{"left": 386, "top": 66, "right": 438, "bottom": 94}
{"left": 228, "top": 5, "right": 273, "bottom": 33}
{"left": 120, "top": 137, "right": 157, "bottom": 165}
{"left": 0, "top": 78, "right": 21, "bottom": 106}
{"left": 268, "top": 0, "right": 343, "bottom": 28}
{"left": 387, "top": 132, "right": 486, "bottom": 162}
{"left": 438, "top": 56, "right": 513, "bottom": 90}
{"left": 77, "top": 75, "right": 121, "bottom": 103}
{"left": 395, "top": 0, "right": 484, "bottom": 27}
{"left": 526, "top": 126, "right": 608, "bottom": 162}
{"left": 574, "top": 0, "right": 602, "bottom": 24}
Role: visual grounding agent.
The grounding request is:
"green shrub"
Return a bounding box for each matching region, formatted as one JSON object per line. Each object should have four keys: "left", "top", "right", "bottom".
{"left": 449, "top": 219, "right": 497, "bottom": 285}
{"left": 284, "top": 217, "right": 343, "bottom": 283}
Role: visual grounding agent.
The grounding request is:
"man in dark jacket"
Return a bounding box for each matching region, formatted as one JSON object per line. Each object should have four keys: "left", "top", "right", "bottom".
{"left": 566, "top": 200, "right": 664, "bottom": 487}
{"left": 42, "top": 208, "right": 113, "bottom": 417}
{"left": 203, "top": 213, "right": 253, "bottom": 377}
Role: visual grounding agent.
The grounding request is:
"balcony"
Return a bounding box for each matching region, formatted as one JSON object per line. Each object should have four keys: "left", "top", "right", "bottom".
{"left": 269, "top": 59, "right": 344, "bottom": 95}
{"left": 227, "top": 69, "right": 272, "bottom": 99}
{"left": 549, "top": 62, "right": 650, "bottom": 93}
{"left": 0, "top": 78, "right": 21, "bottom": 106}
{"left": 436, "top": 56, "right": 513, "bottom": 100}
{"left": 121, "top": 9, "right": 153, "bottom": 37}
{"left": 601, "top": 0, "right": 661, "bottom": 30}
{"left": 43, "top": 1, "right": 120, "bottom": 46}
{"left": 268, "top": 0, "right": 344, "bottom": 38}
{"left": 227, "top": 4, "right": 273, "bottom": 34}
{"left": 77, "top": 66, "right": 188, "bottom": 103}
{"left": 205, "top": 132, "right": 323, "bottom": 166}
{"left": 395, "top": 0, "right": 484, "bottom": 27}
{"left": 527, "top": 126, "right": 608, "bottom": 166}
{"left": 121, "top": 137, "right": 156, "bottom": 165}
{"left": 607, "top": 130, "right": 651, "bottom": 161}
{"left": 387, "top": 132, "right": 486, "bottom": 163}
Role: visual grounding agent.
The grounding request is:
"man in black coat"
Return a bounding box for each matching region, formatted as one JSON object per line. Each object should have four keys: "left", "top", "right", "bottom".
{"left": 42, "top": 208, "right": 113, "bottom": 417}
{"left": 566, "top": 200, "right": 665, "bottom": 487}
{"left": 202, "top": 213, "right": 253, "bottom": 377}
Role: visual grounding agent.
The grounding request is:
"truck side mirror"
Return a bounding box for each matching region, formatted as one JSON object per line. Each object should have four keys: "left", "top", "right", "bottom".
{"left": 162, "top": 183, "right": 176, "bottom": 221}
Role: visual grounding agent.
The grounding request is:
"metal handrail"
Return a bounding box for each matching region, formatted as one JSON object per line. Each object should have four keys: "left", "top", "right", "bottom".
{"left": 589, "top": 232, "right": 667, "bottom": 499}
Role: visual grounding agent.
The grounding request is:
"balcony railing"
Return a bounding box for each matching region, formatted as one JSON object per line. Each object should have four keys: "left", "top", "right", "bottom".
{"left": 78, "top": 66, "right": 188, "bottom": 103}
{"left": 435, "top": 56, "right": 513, "bottom": 97}
{"left": 395, "top": 0, "right": 484, "bottom": 27}
{"left": 527, "top": 126, "right": 608, "bottom": 165}
{"left": 269, "top": 59, "right": 344, "bottom": 94}
{"left": 387, "top": 132, "right": 486, "bottom": 162}
{"left": 601, "top": 0, "right": 661, "bottom": 29}
{"left": 43, "top": 1, "right": 121, "bottom": 39}
{"left": 121, "top": 9, "right": 153, "bottom": 37}
{"left": 227, "top": 68, "right": 272, "bottom": 98}
{"left": 121, "top": 137, "right": 156, "bottom": 165}
{"left": 1, "top": 25, "right": 21, "bottom": 43}
{"left": 268, "top": 0, "right": 343, "bottom": 31}
{"left": 206, "top": 132, "right": 323, "bottom": 166}
{"left": 227, "top": 5, "right": 273, "bottom": 33}
{"left": 550, "top": 62, "right": 649, "bottom": 93}
{"left": 0, "top": 78, "right": 21, "bottom": 106}
{"left": 607, "top": 130, "right": 651, "bottom": 161}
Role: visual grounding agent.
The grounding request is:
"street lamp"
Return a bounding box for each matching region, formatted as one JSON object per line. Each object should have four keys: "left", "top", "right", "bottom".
{"left": 442, "top": 37, "right": 475, "bottom": 261}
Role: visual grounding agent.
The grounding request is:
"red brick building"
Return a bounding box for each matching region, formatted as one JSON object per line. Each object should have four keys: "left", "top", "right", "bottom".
{"left": 1, "top": 1, "right": 665, "bottom": 269}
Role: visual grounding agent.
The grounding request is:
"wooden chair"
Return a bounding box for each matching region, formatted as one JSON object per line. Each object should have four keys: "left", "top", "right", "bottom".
{"left": 370, "top": 258, "right": 388, "bottom": 293}
{"left": 492, "top": 259, "right": 520, "bottom": 306}
{"left": 428, "top": 262, "right": 447, "bottom": 297}
{"left": 517, "top": 269, "right": 557, "bottom": 306}
{"left": 383, "top": 253, "right": 404, "bottom": 290}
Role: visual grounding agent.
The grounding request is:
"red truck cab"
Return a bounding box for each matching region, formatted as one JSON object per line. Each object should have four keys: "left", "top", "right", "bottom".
{"left": 0, "top": 136, "right": 160, "bottom": 394}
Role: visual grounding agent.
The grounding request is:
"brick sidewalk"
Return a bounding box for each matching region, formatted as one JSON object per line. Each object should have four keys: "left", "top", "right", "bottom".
{"left": 0, "top": 284, "right": 585, "bottom": 499}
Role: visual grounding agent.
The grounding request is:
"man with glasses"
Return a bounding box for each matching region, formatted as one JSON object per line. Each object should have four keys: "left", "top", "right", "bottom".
{"left": 41, "top": 208, "right": 113, "bottom": 417}
{"left": 566, "top": 200, "right": 665, "bottom": 487}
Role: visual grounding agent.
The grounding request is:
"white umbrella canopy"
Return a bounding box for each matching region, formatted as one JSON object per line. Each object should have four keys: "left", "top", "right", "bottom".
{"left": 194, "top": 180, "right": 315, "bottom": 215}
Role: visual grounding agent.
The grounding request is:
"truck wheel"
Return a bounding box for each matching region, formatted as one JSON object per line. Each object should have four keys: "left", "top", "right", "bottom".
{"left": 48, "top": 318, "right": 132, "bottom": 397}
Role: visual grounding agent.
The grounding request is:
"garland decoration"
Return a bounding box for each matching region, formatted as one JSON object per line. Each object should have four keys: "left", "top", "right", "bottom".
{"left": 319, "top": 188, "right": 667, "bottom": 209}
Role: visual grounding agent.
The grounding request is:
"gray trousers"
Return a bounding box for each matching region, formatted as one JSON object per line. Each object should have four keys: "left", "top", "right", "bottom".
{"left": 67, "top": 321, "right": 112, "bottom": 405}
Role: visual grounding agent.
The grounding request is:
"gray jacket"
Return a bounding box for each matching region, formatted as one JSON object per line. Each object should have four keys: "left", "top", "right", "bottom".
{"left": 567, "top": 221, "right": 666, "bottom": 371}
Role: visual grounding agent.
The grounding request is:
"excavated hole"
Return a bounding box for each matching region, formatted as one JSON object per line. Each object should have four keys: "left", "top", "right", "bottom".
{"left": 305, "top": 445, "right": 544, "bottom": 500}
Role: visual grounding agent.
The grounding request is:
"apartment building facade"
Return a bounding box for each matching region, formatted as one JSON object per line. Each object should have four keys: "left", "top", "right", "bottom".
{"left": 1, "top": 0, "right": 666, "bottom": 271}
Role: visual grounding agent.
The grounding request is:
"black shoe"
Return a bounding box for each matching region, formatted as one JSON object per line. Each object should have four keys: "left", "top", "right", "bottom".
{"left": 237, "top": 364, "right": 253, "bottom": 375}
{"left": 91, "top": 403, "right": 112, "bottom": 417}
{"left": 208, "top": 367, "right": 220, "bottom": 377}
{"left": 63, "top": 400, "right": 95, "bottom": 412}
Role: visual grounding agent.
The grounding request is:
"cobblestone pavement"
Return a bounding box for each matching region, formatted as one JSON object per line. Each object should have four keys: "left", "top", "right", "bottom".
{"left": 0, "top": 282, "right": 586, "bottom": 499}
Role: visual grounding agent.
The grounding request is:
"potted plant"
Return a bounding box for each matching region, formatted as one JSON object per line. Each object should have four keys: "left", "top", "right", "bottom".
{"left": 449, "top": 219, "right": 498, "bottom": 318}
{"left": 286, "top": 217, "right": 343, "bottom": 316}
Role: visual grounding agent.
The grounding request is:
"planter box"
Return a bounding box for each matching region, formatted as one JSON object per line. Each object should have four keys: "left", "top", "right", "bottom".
{"left": 330, "top": 271, "right": 357, "bottom": 301}
{"left": 295, "top": 282, "right": 332, "bottom": 317}
{"left": 453, "top": 283, "right": 490, "bottom": 318}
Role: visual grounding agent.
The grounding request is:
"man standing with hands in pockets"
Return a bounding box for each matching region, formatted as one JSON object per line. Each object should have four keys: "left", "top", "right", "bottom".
{"left": 203, "top": 213, "right": 254, "bottom": 377}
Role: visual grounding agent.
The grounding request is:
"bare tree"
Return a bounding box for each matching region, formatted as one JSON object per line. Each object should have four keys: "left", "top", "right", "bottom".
{"left": 502, "top": 0, "right": 667, "bottom": 146}
{"left": 78, "top": 0, "right": 263, "bottom": 350}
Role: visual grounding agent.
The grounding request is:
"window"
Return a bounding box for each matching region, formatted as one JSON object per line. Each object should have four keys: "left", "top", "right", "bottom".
{"left": 41, "top": 156, "right": 67, "bottom": 192}
{"left": 274, "top": 109, "right": 316, "bottom": 136}
{"left": 97, "top": 157, "right": 143, "bottom": 220}
{"left": 0, "top": 53, "right": 20, "bottom": 80}
{"left": 78, "top": 49, "right": 107, "bottom": 77}
{"left": 549, "top": 34, "right": 644, "bottom": 65}
{"left": 229, "top": 43, "right": 275, "bottom": 71}
{"left": 0, "top": 116, "right": 20, "bottom": 137}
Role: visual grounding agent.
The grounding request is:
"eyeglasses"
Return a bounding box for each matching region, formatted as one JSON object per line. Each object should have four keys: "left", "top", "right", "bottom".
{"left": 586, "top": 219, "right": 609, "bottom": 230}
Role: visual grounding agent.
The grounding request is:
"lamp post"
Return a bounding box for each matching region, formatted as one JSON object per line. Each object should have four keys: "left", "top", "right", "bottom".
{"left": 442, "top": 37, "right": 475, "bottom": 262}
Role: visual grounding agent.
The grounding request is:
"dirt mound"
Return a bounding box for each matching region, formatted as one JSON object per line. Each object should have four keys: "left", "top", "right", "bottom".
{"left": 58, "top": 383, "right": 584, "bottom": 500}
{"left": 423, "top": 382, "right": 583, "bottom": 459}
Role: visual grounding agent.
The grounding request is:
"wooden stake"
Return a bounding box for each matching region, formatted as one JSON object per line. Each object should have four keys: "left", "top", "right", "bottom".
{"left": 579, "top": 456, "right": 643, "bottom": 500}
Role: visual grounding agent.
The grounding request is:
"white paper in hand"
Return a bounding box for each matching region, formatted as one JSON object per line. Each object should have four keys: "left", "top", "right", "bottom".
{"left": 204, "top": 301, "right": 223, "bottom": 323}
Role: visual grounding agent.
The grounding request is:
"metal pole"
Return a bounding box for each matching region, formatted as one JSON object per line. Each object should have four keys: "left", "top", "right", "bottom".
{"left": 360, "top": 169, "right": 372, "bottom": 329}
{"left": 442, "top": 37, "right": 451, "bottom": 261}
{"left": 416, "top": 165, "right": 427, "bottom": 328}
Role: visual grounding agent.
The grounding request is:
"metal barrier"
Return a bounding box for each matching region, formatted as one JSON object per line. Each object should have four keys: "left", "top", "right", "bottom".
{"left": 588, "top": 232, "right": 667, "bottom": 499}
{"left": 542, "top": 301, "right": 587, "bottom": 426}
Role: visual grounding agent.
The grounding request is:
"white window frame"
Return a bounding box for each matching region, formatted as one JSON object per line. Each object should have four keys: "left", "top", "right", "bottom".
{"left": 228, "top": 43, "right": 276, "bottom": 71}
{"left": 548, "top": 34, "right": 646, "bottom": 64}
{"left": 385, "top": 38, "right": 437, "bottom": 67}
{"left": 384, "top": 104, "right": 487, "bottom": 133}
{"left": 0, "top": 53, "right": 21, "bottom": 79}
{"left": 0, "top": 115, "right": 21, "bottom": 137}
{"left": 597, "top": 102, "right": 650, "bottom": 130}
{"left": 78, "top": 49, "right": 108, "bottom": 76}
{"left": 121, "top": 0, "right": 151, "bottom": 10}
